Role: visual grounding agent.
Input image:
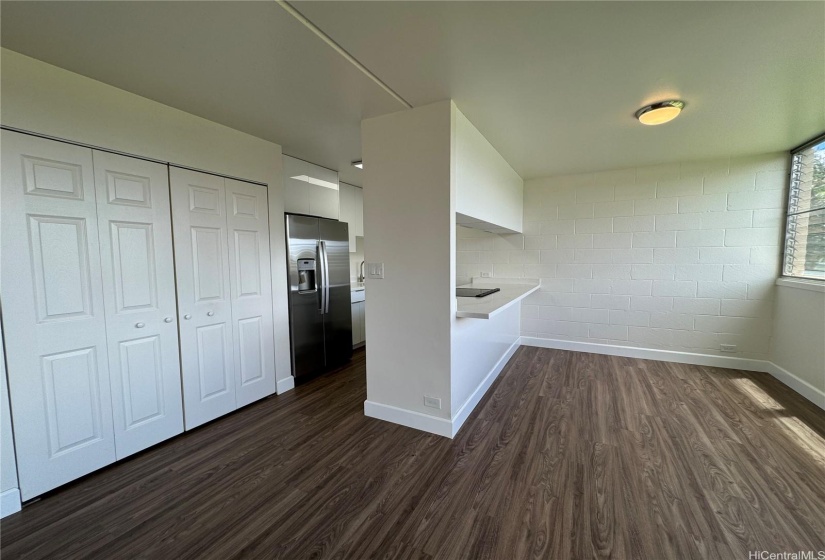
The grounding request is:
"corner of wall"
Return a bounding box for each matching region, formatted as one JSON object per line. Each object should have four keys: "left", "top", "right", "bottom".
{"left": 0, "top": 488, "right": 22, "bottom": 519}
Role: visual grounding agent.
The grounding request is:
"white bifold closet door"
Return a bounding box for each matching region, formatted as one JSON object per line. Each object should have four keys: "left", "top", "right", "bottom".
{"left": 1, "top": 131, "right": 116, "bottom": 500}
{"left": 0, "top": 131, "right": 183, "bottom": 499}
{"left": 92, "top": 150, "right": 184, "bottom": 458}
{"left": 170, "top": 168, "right": 275, "bottom": 430}
{"left": 224, "top": 178, "right": 276, "bottom": 408}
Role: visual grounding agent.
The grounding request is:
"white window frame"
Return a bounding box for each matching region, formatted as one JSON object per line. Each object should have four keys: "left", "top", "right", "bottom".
{"left": 782, "top": 133, "right": 825, "bottom": 282}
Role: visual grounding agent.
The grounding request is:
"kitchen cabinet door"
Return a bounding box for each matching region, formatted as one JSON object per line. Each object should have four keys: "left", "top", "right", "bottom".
{"left": 339, "top": 183, "right": 357, "bottom": 252}
{"left": 225, "top": 179, "right": 277, "bottom": 407}
{"left": 351, "top": 303, "right": 360, "bottom": 345}
{"left": 283, "top": 155, "right": 339, "bottom": 219}
{"left": 170, "top": 167, "right": 237, "bottom": 430}
{"left": 92, "top": 151, "right": 184, "bottom": 459}
{"left": 354, "top": 186, "right": 364, "bottom": 238}
{"left": 351, "top": 301, "right": 365, "bottom": 346}
{"left": 1, "top": 130, "right": 117, "bottom": 500}
{"left": 283, "top": 155, "right": 310, "bottom": 215}
{"left": 360, "top": 300, "right": 367, "bottom": 343}
{"left": 307, "top": 183, "right": 339, "bottom": 220}
{"left": 339, "top": 182, "right": 353, "bottom": 224}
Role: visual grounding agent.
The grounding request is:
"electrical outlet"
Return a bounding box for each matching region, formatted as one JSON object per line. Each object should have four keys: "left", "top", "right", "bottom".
{"left": 367, "top": 262, "right": 384, "bottom": 279}
{"left": 480, "top": 271, "right": 492, "bottom": 278}
{"left": 720, "top": 344, "right": 737, "bottom": 353}
{"left": 424, "top": 396, "right": 442, "bottom": 409}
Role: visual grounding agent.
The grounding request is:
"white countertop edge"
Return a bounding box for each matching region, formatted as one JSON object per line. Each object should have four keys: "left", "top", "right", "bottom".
{"left": 455, "top": 282, "right": 540, "bottom": 319}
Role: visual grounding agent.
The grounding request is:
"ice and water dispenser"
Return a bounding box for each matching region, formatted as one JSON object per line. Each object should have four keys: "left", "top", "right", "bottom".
{"left": 297, "top": 258, "right": 317, "bottom": 293}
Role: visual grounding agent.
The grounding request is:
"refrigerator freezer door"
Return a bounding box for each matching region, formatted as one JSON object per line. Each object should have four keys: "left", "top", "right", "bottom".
{"left": 319, "top": 218, "right": 353, "bottom": 368}
{"left": 286, "top": 215, "right": 325, "bottom": 378}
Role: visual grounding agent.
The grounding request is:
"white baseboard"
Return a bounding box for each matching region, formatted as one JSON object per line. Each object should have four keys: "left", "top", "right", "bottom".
{"left": 364, "top": 400, "right": 453, "bottom": 438}
{"left": 766, "top": 362, "right": 825, "bottom": 410}
{"left": 365, "top": 338, "right": 522, "bottom": 439}
{"left": 364, "top": 337, "right": 824, "bottom": 439}
{"left": 450, "top": 338, "right": 521, "bottom": 437}
{"left": 520, "top": 336, "right": 825, "bottom": 411}
{"left": 520, "top": 336, "right": 770, "bottom": 372}
{"left": 276, "top": 375, "right": 295, "bottom": 395}
{"left": 0, "top": 488, "right": 21, "bottom": 518}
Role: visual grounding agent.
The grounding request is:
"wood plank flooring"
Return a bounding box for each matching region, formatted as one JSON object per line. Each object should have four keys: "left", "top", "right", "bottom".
{"left": 2, "top": 346, "right": 824, "bottom": 559}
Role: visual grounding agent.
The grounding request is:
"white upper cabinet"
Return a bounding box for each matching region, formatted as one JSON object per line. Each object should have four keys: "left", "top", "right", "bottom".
{"left": 338, "top": 182, "right": 363, "bottom": 252}
{"left": 283, "top": 155, "right": 339, "bottom": 220}
{"left": 454, "top": 107, "right": 523, "bottom": 234}
{"left": 354, "top": 186, "right": 364, "bottom": 238}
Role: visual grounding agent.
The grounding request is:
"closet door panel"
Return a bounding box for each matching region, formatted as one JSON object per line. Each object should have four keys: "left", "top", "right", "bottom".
{"left": 93, "top": 151, "right": 183, "bottom": 458}
{"left": 170, "top": 167, "right": 236, "bottom": 429}
{"left": 1, "top": 130, "right": 116, "bottom": 500}
{"left": 225, "top": 179, "right": 276, "bottom": 407}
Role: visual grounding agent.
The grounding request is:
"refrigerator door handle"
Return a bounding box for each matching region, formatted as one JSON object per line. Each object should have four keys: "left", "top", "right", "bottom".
{"left": 320, "top": 240, "right": 331, "bottom": 314}
{"left": 317, "top": 241, "right": 326, "bottom": 314}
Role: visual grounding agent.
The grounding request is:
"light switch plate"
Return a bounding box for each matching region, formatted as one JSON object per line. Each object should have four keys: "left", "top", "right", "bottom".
{"left": 367, "top": 262, "right": 384, "bottom": 279}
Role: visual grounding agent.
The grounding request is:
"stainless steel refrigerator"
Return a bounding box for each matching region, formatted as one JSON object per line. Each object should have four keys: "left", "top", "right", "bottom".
{"left": 285, "top": 214, "right": 353, "bottom": 379}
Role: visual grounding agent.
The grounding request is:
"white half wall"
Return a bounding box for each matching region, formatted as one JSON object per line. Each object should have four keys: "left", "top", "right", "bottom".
{"left": 361, "top": 100, "right": 455, "bottom": 421}
{"left": 0, "top": 48, "right": 292, "bottom": 392}
{"left": 770, "top": 280, "right": 825, "bottom": 407}
{"left": 451, "top": 303, "right": 520, "bottom": 433}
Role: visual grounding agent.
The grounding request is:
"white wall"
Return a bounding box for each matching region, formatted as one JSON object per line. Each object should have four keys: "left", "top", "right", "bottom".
{"left": 0, "top": 319, "right": 21, "bottom": 517}
{"left": 455, "top": 108, "right": 523, "bottom": 234}
{"left": 771, "top": 283, "right": 825, "bottom": 404}
{"left": 362, "top": 100, "right": 455, "bottom": 422}
{"left": 451, "top": 302, "right": 520, "bottom": 427}
{"left": 457, "top": 224, "right": 528, "bottom": 282}
{"left": 0, "top": 48, "right": 293, "bottom": 392}
{"left": 455, "top": 153, "right": 789, "bottom": 360}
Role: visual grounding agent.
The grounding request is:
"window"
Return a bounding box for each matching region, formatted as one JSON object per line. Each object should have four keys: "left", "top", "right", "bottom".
{"left": 783, "top": 134, "right": 825, "bottom": 280}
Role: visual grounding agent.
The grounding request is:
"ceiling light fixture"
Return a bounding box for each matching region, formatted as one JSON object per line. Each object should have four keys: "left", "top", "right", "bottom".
{"left": 352, "top": 160, "right": 363, "bottom": 169}
{"left": 635, "top": 100, "right": 685, "bottom": 126}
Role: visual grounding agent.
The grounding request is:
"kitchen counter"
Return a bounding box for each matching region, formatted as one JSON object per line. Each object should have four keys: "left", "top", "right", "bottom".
{"left": 455, "top": 279, "right": 539, "bottom": 319}
{"left": 351, "top": 282, "right": 365, "bottom": 292}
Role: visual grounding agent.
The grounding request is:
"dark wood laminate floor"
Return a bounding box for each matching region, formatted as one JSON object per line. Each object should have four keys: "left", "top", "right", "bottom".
{"left": 2, "top": 347, "right": 825, "bottom": 559}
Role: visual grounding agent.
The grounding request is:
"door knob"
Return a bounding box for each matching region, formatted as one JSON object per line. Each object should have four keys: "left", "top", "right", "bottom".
{"left": 164, "top": 317, "right": 174, "bottom": 323}
{"left": 135, "top": 322, "right": 145, "bottom": 328}
{"left": 207, "top": 311, "right": 215, "bottom": 317}
{"left": 184, "top": 314, "right": 192, "bottom": 320}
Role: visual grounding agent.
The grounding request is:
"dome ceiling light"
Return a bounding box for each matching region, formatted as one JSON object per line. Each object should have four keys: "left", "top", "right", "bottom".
{"left": 635, "top": 100, "right": 686, "bottom": 125}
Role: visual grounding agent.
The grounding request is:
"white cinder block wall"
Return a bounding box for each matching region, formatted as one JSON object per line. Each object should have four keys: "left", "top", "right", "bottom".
{"left": 456, "top": 153, "right": 789, "bottom": 360}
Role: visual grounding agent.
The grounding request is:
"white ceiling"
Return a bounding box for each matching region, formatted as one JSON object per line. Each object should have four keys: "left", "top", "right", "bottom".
{"left": 0, "top": 1, "right": 404, "bottom": 187}
{"left": 297, "top": 1, "right": 825, "bottom": 178}
{"left": 2, "top": 1, "right": 823, "bottom": 182}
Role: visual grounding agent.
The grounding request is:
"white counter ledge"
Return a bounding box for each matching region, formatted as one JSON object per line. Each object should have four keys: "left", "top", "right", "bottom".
{"left": 455, "top": 279, "right": 540, "bottom": 319}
